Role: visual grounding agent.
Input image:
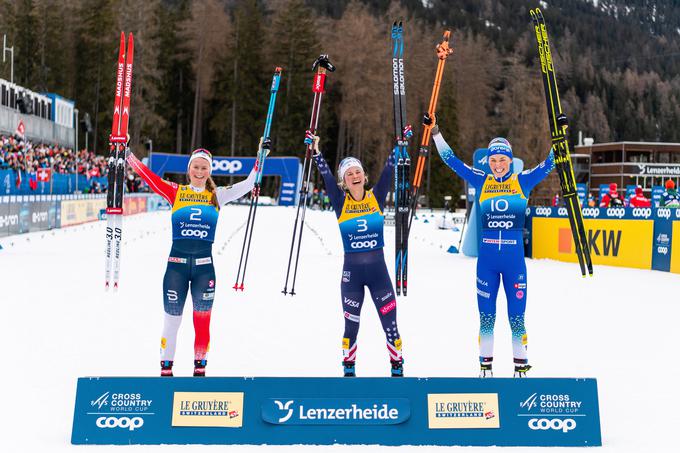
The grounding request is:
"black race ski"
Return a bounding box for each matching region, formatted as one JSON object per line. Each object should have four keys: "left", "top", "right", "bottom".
{"left": 391, "top": 21, "right": 411, "bottom": 297}
{"left": 530, "top": 9, "right": 592, "bottom": 277}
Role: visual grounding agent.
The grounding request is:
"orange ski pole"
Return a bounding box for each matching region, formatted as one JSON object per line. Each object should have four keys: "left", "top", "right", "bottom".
{"left": 409, "top": 30, "right": 453, "bottom": 228}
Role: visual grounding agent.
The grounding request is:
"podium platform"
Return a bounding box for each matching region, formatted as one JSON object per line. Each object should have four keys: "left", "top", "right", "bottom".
{"left": 72, "top": 376, "right": 601, "bottom": 447}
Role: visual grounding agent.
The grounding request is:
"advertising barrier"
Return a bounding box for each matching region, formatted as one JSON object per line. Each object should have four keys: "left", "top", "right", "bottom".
{"left": 0, "top": 194, "right": 164, "bottom": 238}
{"left": 72, "top": 376, "right": 601, "bottom": 447}
{"left": 0, "top": 195, "right": 61, "bottom": 237}
{"left": 528, "top": 207, "right": 680, "bottom": 273}
{"left": 0, "top": 169, "right": 108, "bottom": 196}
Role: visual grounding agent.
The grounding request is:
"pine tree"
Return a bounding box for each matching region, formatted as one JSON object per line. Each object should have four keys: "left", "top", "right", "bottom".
{"left": 269, "top": 0, "right": 320, "bottom": 158}
{"left": 209, "top": 0, "right": 267, "bottom": 156}
{"left": 74, "top": 0, "right": 117, "bottom": 153}
{"left": 155, "top": 0, "right": 195, "bottom": 153}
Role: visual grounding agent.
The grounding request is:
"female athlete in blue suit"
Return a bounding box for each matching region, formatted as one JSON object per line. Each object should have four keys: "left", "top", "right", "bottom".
{"left": 426, "top": 114, "right": 555, "bottom": 377}
{"left": 309, "top": 132, "right": 403, "bottom": 377}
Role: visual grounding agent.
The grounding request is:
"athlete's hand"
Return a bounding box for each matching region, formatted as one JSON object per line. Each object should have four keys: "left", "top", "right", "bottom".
{"left": 423, "top": 112, "right": 439, "bottom": 135}
{"left": 305, "top": 130, "right": 321, "bottom": 156}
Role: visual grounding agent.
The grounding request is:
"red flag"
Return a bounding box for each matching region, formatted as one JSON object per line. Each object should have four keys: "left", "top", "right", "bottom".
{"left": 29, "top": 174, "right": 38, "bottom": 191}
{"left": 16, "top": 120, "right": 25, "bottom": 138}
{"left": 15, "top": 170, "right": 22, "bottom": 188}
{"left": 37, "top": 167, "right": 52, "bottom": 182}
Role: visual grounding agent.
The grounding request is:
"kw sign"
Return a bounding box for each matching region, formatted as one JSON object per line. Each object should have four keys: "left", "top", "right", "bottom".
{"left": 531, "top": 217, "right": 653, "bottom": 269}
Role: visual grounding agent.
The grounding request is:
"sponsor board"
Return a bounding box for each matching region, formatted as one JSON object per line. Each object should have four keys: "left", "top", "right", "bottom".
{"left": 172, "top": 392, "right": 243, "bottom": 427}
{"left": 427, "top": 393, "right": 499, "bottom": 429}
{"left": 61, "top": 198, "right": 107, "bottom": 227}
{"left": 261, "top": 398, "right": 410, "bottom": 425}
{"left": 531, "top": 217, "right": 653, "bottom": 269}
{"left": 671, "top": 221, "right": 680, "bottom": 274}
{"left": 72, "top": 377, "right": 601, "bottom": 446}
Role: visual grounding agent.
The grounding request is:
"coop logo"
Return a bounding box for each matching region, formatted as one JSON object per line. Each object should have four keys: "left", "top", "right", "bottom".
{"left": 534, "top": 207, "right": 552, "bottom": 217}
{"left": 606, "top": 207, "right": 626, "bottom": 218}
{"left": 212, "top": 159, "right": 243, "bottom": 174}
{"left": 350, "top": 240, "right": 378, "bottom": 249}
{"left": 96, "top": 416, "right": 144, "bottom": 431}
{"left": 581, "top": 207, "right": 601, "bottom": 218}
{"left": 0, "top": 214, "right": 18, "bottom": 228}
{"left": 656, "top": 208, "right": 671, "bottom": 219}
{"left": 656, "top": 233, "right": 670, "bottom": 255}
{"left": 528, "top": 418, "right": 576, "bottom": 433}
{"left": 631, "top": 207, "right": 652, "bottom": 219}
{"left": 487, "top": 220, "right": 514, "bottom": 229}
{"left": 557, "top": 207, "right": 568, "bottom": 216}
{"left": 519, "top": 393, "right": 582, "bottom": 415}
{"left": 181, "top": 229, "right": 209, "bottom": 239}
{"left": 261, "top": 398, "right": 410, "bottom": 425}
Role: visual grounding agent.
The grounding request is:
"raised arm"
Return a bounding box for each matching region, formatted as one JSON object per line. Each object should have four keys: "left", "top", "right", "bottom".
{"left": 372, "top": 148, "right": 396, "bottom": 211}
{"left": 215, "top": 168, "right": 257, "bottom": 205}
{"left": 518, "top": 149, "right": 555, "bottom": 194}
{"left": 126, "top": 152, "right": 177, "bottom": 204}
{"left": 310, "top": 135, "right": 345, "bottom": 217}
{"left": 432, "top": 129, "right": 485, "bottom": 189}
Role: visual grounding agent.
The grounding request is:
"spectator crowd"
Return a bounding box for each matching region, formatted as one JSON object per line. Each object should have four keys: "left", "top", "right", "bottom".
{"left": 0, "top": 134, "right": 108, "bottom": 179}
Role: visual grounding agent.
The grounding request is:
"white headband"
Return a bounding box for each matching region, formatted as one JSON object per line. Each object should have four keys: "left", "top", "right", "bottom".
{"left": 188, "top": 149, "right": 213, "bottom": 174}
{"left": 338, "top": 157, "right": 363, "bottom": 181}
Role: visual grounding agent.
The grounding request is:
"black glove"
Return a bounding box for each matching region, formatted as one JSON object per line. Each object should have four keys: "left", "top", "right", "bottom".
{"left": 262, "top": 137, "right": 272, "bottom": 150}
{"left": 423, "top": 113, "right": 439, "bottom": 135}
{"left": 557, "top": 113, "right": 569, "bottom": 128}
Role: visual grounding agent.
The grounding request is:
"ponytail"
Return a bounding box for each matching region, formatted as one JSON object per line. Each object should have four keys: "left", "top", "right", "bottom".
{"left": 205, "top": 176, "right": 219, "bottom": 207}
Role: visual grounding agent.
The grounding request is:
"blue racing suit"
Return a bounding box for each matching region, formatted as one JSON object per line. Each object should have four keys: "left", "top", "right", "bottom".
{"left": 433, "top": 131, "right": 554, "bottom": 368}
{"left": 313, "top": 151, "right": 403, "bottom": 366}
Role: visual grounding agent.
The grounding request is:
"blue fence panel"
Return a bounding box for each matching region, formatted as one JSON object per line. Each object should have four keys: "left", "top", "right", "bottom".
{"left": 72, "top": 376, "right": 601, "bottom": 447}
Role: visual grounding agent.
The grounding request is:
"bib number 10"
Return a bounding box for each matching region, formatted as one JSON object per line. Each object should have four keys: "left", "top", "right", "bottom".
{"left": 490, "top": 199, "right": 509, "bottom": 212}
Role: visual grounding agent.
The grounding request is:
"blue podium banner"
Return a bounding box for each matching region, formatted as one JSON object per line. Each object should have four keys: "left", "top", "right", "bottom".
{"left": 72, "top": 377, "right": 601, "bottom": 447}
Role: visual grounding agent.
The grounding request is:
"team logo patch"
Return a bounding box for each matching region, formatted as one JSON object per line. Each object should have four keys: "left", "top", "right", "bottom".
{"left": 522, "top": 334, "right": 528, "bottom": 346}
{"left": 161, "top": 337, "right": 167, "bottom": 349}
{"left": 208, "top": 280, "right": 215, "bottom": 288}
{"left": 514, "top": 283, "right": 527, "bottom": 289}
{"left": 342, "top": 338, "right": 350, "bottom": 349}
{"left": 195, "top": 257, "right": 212, "bottom": 265}
{"left": 516, "top": 290, "right": 524, "bottom": 299}
{"left": 380, "top": 300, "right": 397, "bottom": 315}
{"left": 342, "top": 271, "right": 351, "bottom": 283}
{"left": 395, "top": 338, "right": 402, "bottom": 351}
{"left": 168, "top": 256, "right": 187, "bottom": 263}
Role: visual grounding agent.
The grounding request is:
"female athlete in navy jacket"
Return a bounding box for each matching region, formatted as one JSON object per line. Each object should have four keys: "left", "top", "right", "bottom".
{"left": 128, "top": 148, "right": 258, "bottom": 376}
{"left": 309, "top": 133, "right": 403, "bottom": 377}
{"left": 427, "top": 114, "right": 554, "bottom": 377}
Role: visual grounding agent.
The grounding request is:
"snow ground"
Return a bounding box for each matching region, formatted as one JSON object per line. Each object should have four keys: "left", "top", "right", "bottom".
{"left": 0, "top": 206, "right": 678, "bottom": 452}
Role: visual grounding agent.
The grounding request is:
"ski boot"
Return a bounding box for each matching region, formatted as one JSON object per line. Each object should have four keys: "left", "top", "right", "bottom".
{"left": 479, "top": 357, "right": 493, "bottom": 378}
{"left": 343, "top": 360, "right": 356, "bottom": 377}
{"left": 390, "top": 359, "right": 404, "bottom": 377}
{"left": 193, "top": 359, "right": 207, "bottom": 377}
{"left": 514, "top": 364, "right": 532, "bottom": 378}
{"left": 479, "top": 364, "right": 493, "bottom": 378}
{"left": 161, "top": 360, "right": 174, "bottom": 377}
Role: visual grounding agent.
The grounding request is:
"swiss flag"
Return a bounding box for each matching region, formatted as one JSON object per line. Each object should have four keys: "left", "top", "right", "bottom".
{"left": 16, "top": 120, "right": 25, "bottom": 138}
{"left": 37, "top": 167, "right": 52, "bottom": 182}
